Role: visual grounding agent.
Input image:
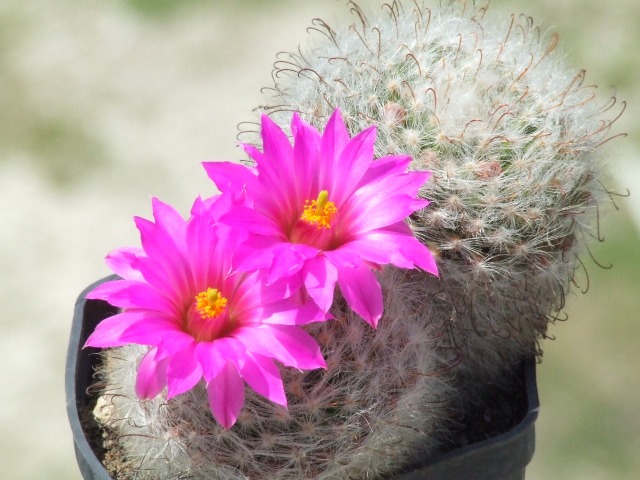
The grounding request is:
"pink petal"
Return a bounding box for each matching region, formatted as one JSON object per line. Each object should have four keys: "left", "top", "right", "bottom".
{"left": 361, "top": 169, "right": 431, "bottom": 199}
{"left": 291, "top": 113, "right": 321, "bottom": 204}
{"left": 338, "top": 263, "right": 383, "bottom": 328}
{"left": 185, "top": 198, "right": 241, "bottom": 290}
{"left": 120, "top": 317, "right": 194, "bottom": 352}
{"left": 343, "top": 171, "right": 430, "bottom": 233}
{"left": 151, "top": 197, "right": 187, "bottom": 243}
{"left": 86, "top": 279, "right": 177, "bottom": 314}
{"left": 131, "top": 256, "right": 178, "bottom": 301}
{"left": 202, "top": 161, "right": 257, "bottom": 194}
{"left": 234, "top": 325, "right": 326, "bottom": 370}
{"left": 334, "top": 238, "right": 400, "bottom": 266}
{"left": 196, "top": 338, "right": 245, "bottom": 382}
{"left": 166, "top": 345, "right": 203, "bottom": 399}
{"left": 230, "top": 272, "right": 294, "bottom": 323}
{"left": 330, "top": 125, "right": 377, "bottom": 205}
{"left": 319, "top": 109, "right": 350, "bottom": 172}
{"left": 229, "top": 235, "right": 281, "bottom": 274}
{"left": 104, "top": 247, "right": 145, "bottom": 281}
{"left": 84, "top": 278, "right": 124, "bottom": 300}
{"left": 266, "top": 243, "right": 318, "bottom": 284}
{"left": 84, "top": 311, "right": 148, "bottom": 348}
{"left": 256, "top": 291, "right": 328, "bottom": 326}
{"left": 257, "top": 114, "right": 295, "bottom": 188}
{"left": 247, "top": 271, "right": 303, "bottom": 306}
{"left": 335, "top": 231, "right": 438, "bottom": 275}
{"left": 303, "top": 256, "right": 338, "bottom": 313}
{"left": 241, "top": 353, "right": 287, "bottom": 407}
{"left": 134, "top": 216, "right": 190, "bottom": 296}
{"left": 358, "top": 154, "right": 414, "bottom": 187}
{"left": 202, "top": 189, "right": 247, "bottom": 223}
{"left": 207, "top": 361, "right": 245, "bottom": 429}
{"left": 321, "top": 248, "right": 361, "bottom": 269}
{"left": 241, "top": 143, "right": 265, "bottom": 164}
{"left": 343, "top": 194, "right": 428, "bottom": 234}
{"left": 220, "top": 206, "right": 283, "bottom": 237}
{"left": 185, "top": 215, "right": 216, "bottom": 289}
{"left": 135, "top": 347, "right": 169, "bottom": 399}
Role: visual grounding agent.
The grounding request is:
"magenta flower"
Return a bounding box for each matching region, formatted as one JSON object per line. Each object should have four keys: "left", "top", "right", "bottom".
{"left": 204, "top": 109, "right": 438, "bottom": 328}
{"left": 84, "top": 195, "right": 326, "bottom": 429}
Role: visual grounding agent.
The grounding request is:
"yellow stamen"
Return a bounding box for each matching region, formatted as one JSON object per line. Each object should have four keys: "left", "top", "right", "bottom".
{"left": 300, "top": 190, "right": 338, "bottom": 229}
{"left": 194, "top": 288, "right": 228, "bottom": 320}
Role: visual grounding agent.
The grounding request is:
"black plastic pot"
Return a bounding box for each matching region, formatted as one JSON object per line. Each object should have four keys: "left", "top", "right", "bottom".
{"left": 66, "top": 276, "right": 117, "bottom": 480}
{"left": 67, "top": 277, "right": 539, "bottom": 480}
{"left": 396, "top": 365, "right": 538, "bottom": 480}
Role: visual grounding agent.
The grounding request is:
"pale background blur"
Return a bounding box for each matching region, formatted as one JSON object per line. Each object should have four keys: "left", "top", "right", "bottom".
{"left": 0, "top": 1, "right": 638, "bottom": 479}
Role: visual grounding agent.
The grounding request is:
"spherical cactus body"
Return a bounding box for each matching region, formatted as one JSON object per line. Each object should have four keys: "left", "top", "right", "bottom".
{"left": 254, "top": 0, "right": 622, "bottom": 386}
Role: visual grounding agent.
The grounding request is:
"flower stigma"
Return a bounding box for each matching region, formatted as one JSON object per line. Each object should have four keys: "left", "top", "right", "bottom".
{"left": 195, "top": 288, "right": 228, "bottom": 320}
{"left": 300, "top": 190, "right": 337, "bottom": 229}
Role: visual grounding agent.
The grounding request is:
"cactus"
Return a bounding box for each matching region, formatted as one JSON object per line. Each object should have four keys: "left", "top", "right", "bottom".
{"left": 88, "top": 1, "right": 625, "bottom": 478}
{"left": 94, "top": 268, "right": 449, "bottom": 479}
{"left": 250, "top": 0, "right": 623, "bottom": 388}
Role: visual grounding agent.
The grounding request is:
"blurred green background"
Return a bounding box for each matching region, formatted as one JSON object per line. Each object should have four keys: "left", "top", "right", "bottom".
{"left": 0, "top": 0, "right": 637, "bottom": 478}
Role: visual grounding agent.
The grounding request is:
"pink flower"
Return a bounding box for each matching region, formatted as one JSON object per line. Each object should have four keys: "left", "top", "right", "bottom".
{"left": 84, "top": 195, "right": 326, "bottom": 429}
{"left": 204, "top": 109, "right": 438, "bottom": 328}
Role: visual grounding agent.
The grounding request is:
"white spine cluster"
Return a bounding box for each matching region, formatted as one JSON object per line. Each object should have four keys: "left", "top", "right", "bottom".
{"left": 252, "top": 0, "right": 623, "bottom": 384}
{"left": 95, "top": 268, "right": 449, "bottom": 479}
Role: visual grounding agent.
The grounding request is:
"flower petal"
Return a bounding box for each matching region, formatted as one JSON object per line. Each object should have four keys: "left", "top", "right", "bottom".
{"left": 207, "top": 362, "right": 245, "bottom": 429}
{"left": 185, "top": 197, "right": 243, "bottom": 290}
{"left": 221, "top": 206, "right": 283, "bottom": 237}
{"left": 257, "top": 114, "right": 295, "bottom": 188}
{"left": 151, "top": 197, "right": 187, "bottom": 247}
{"left": 338, "top": 263, "right": 383, "bottom": 328}
{"left": 84, "top": 311, "right": 148, "bottom": 348}
{"left": 86, "top": 279, "right": 177, "bottom": 314}
{"left": 196, "top": 338, "right": 245, "bottom": 382}
{"left": 104, "top": 247, "right": 145, "bottom": 281}
{"left": 266, "top": 242, "right": 318, "bottom": 284}
{"left": 330, "top": 125, "right": 377, "bottom": 205}
{"left": 303, "top": 256, "right": 338, "bottom": 313}
{"left": 342, "top": 173, "right": 430, "bottom": 233}
{"left": 202, "top": 161, "right": 257, "bottom": 194}
{"left": 135, "top": 347, "right": 169, "bottom": 399}
{"left": 291, "top": 113, "right": 321, "bottom": 203}
{"left": 241, "top": 143, "right": 264, "bottom": 164}
{"left": 358, "top": 154, "right": 413, "bottom": 187}
{"left": 319, "top": 109, "right": 350, "bottom": 173}
{"left": 234, "top": 324, "right": 326, "bottom": 370}
{"left": 248, "top": 271, "right": 302, "bottom": 306}
{"left": 120, "top": 317, "right": 193, "bottom": 352}
{"left": 336, "top": 230, "right": 438, "bottom": 275}
{"left": 134, "top": 215, "right": 191, "bottom": 296}
{"left": 166, "top": 345, "right": 203, "bottom": 399}
{"left": 256, "top": 291, "right": 327, "bottom": 326}
{"left": 241, "top": 353, "right": 287, "bottom": 407}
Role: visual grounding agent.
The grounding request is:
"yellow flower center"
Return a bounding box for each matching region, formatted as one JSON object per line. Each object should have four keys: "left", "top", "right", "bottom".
{"left": 300, "top": 190, "right": 337, "bottom": 229}
{"left": 194, "top": 288, "right": 228, "bottom": 320}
